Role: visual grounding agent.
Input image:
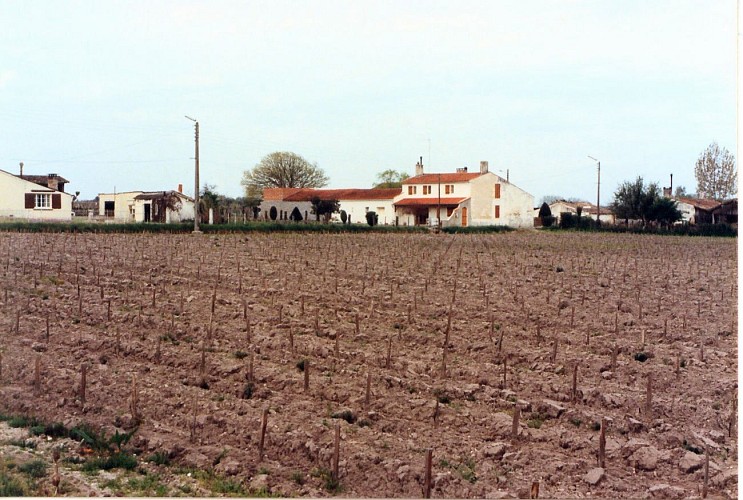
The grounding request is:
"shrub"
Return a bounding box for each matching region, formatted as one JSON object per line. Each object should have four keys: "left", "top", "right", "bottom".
{"left": 242, "top": 382, "right": 255, "bottom": 400}
{"left": 331, "top": 410, "right": 356, "bottom": 424}
{"left": 18, "top": 460, "right": 48, "bottom": 479}
{"left": 269, "top": 206, "right": 278, "bottom": 221}
{"left": 296, "top": 359, "right": 307, "bottom": 372}
{"left": 634, "top": 352, "right": 649, "bottom": 362}
{"left": 289, "top": 207, "right": 303, "bottom": 222}
{"left": 365, "top": 211, "right": 378, "bottom": 227}
{"left": 339, "top": 210, "right": 348, "bottom": 224}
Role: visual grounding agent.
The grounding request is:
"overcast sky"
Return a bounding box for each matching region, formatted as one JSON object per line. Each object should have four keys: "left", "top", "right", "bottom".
{"left": 0, "top": 0, "right": 736, "bottom": 204}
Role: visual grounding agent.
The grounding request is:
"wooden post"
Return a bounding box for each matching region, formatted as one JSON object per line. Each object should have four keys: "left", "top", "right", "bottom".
{"left": 259, "top": 408, "right": 268, "bottom": 461}
{"left": 512, "top": 405, "right": 520, "bottom": 439}
{"left": 502, "top": 356, "right": 507, "bottom": 388}
{"left": 598, "top": 417, "right": 607, "bottom": 468}
{"left": 386, "top": 334, "right": 393, "bottom": 368}
{"left": 530, "top": 481, "right": 539, "bottom": 499}
{"left": 355, "top": 312, "right": 360, "bottom": 335}
{"left": 570, "top": 306, "right": 575, "bottom": 327}
{"left": 304, "top": 360, "right": 310, "bottom": 392}
{"left": 45, "top": 315, "right": 50, "bottom": 342}
{"left": 423, "top": 449, "right": 432, "bottom": 499}
{"left": 332, "top": 422, "right": 340, "bottom": 483}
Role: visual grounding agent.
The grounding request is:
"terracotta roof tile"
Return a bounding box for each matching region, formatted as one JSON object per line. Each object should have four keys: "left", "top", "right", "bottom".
{"left": 262, "top": 188, "right": 304, "bottom": 201}
{"left": 677, "top": 197, "right": 721, "bottom": 211}
{"left": 275, "top": 188, "right": 400, "bottom": 202}
{"left": 402, "top": 173, "right": 482, "bottom": 184}
{"left": 394, "top": 197, "right": 468, "bottom": 207}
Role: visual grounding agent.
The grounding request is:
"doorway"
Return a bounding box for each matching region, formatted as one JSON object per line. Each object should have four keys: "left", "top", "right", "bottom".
{"left": 144, "top": 203, "right": 151, "bottom": 222}
{"left": 461, "top": 207, "right": 468, "bottom": 227}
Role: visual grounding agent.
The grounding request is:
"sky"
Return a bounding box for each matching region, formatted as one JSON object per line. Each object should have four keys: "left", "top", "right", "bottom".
{"left": 0, "top": 0, "right": 737, "bottom": 204}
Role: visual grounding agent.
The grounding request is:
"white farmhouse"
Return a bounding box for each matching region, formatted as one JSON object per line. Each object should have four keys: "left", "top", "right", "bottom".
{"left": 0, "top": 168, "right": 74, "bottom": 221}
{"left": 98, "top": 188, "right": 195, "bottom": 223}
{"left": 393, "top": 160, "right": 534, "bottom": 228}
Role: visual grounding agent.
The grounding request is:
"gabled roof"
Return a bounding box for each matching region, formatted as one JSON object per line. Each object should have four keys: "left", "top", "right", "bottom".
{"left": 394, "top": 197, "right": 468, "bottom": 207}
{"left": 134, "top": 190, "right": 194, "bottom": 202}
{"left": 20, "top": 174, "right": 69, "bottom": 185}
{"left": 676, "top": 197, "right": 721, "bottom": 211}
{"left": 264, "top": 187, "right": 401, "bottom": 202}
{"left": 402, "top": 173, "right": 483, "bottom": 184}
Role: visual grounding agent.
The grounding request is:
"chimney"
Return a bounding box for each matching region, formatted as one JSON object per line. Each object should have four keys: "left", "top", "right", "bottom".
{"left": 47, "top": 174, "right": 57, "bottom": 190}
{"left": 178, "top": 183, "right": 183, "bottom": 193}
{"left": 19, "top": 162, "right": 23, "bottom": 177}
{"left": 415, "top": 156, "right": 424, "bottom": 176}
{"left": 480, "top": 160, "right": 489, "bottom": 174}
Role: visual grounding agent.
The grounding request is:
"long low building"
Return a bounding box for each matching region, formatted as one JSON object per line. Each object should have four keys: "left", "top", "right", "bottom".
{"left": 98, "top": 189, "right": 195, "bottom": 223}
{"left": 260, "top": 159, "right": 535, "bottom": 228}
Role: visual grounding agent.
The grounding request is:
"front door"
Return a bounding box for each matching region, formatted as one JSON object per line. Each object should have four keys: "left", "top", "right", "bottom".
{"left": 144, "top": 203, "right": 151, "bottom": 222}
{"left": 461, "top": 207, "right": 468, "bottom": 227}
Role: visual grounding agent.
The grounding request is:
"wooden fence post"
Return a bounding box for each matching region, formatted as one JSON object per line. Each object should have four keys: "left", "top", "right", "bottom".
{"left": 423, "top": 449, "right": 432, "bottom": 499}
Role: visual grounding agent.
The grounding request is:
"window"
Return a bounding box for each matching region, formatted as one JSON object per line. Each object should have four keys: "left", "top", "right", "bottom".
{"left": 495, "top": 205, "right": 500, "bottom": 218}
{"left": 444, "top": 184, "right": 454, "bottom": 194}
{"left": 35, "top": 193, "right": 51, "bottom": 209}
{"left": 494, "top": 184, "right": 501, "bottom": 199}
{"left": 407, "top": 186, "right": 418, "bottom": 195}
{"left": 423, "top": 185, "right": 431, "bottom": 195}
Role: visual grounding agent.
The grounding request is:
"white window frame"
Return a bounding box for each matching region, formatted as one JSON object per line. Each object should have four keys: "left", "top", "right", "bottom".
{"left": 35, "top": 193, "right": 52, "bottom": 209}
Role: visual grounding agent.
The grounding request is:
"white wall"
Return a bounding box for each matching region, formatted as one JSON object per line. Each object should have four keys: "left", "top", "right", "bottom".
{"left": 470, "top": 173, "right": 534, "bottom": 228}
{"left": 339, "top": 198, "right": 396, "bottom": 225}
{"left": 0, "top": 170, "right": 73, "bottom": 221}
{"left": 98, "top": 192, "right": 140, "bottom": 221}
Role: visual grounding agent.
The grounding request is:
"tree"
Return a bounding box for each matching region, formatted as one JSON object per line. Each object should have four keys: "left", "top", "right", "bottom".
{"left": 695, "top": 142, "right": 737, "bottom": 200}
{"left": 289, "top": 207, "right": 303, "bottom": 222}
{"left": 538, "top": 202, "right": 554, "bottom": 227}
{"left": 649, "top": 197, "right": 683, "bottom": 228}
{"left": 339, "top": 210, "right": 348, "bottom": 224}
{"left": 674, "top": 185, "right": 688, "bottom": 198}
{"left": 310, "top": 197, "right": 340, "bottom": 222}
{"left": 366, "top": 211, "right": 378, "bottom": 226}
{"left": 611, "top": 176, "right": 679, "bottom": 227}
{"left": 242, "top": 152, "right": 329, "bottom": 194}
{"left": 373, "top": 169, "right": 409, "bottom": 188}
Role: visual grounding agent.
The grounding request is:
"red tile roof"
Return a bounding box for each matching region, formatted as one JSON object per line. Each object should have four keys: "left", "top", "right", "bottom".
{"left": 402, "top": 173, "right": 482, "bottom": 184}
{"left": 394, "top": 197, "right": 468, "bottom": 207}
{"left": 677, "top": 197, "right": 721, "bottom": 211}
{"left": 262, "top": 188, "right": 304, "bottom": 201}
{"left": 263, "top": 187, "right": 401, "bottom": 202}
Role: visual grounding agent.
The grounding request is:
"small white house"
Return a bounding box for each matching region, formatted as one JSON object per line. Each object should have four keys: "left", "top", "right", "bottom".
{"left": 98, "top": 189, "right": 195, "bottom": 223}
{"left": 393, "top": 160, "right": 534, "bottom": 228}
{"left": 0, "top": 168, "right": 74, "bottom": 221}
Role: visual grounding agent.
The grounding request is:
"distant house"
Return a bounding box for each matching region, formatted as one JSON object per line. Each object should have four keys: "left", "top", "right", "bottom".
{"left": 710, "top": 199, "right": 737, "bottom": 225}
{"left": 393, "top": 160, "right": 534, "bottom": 227}
{"left": 261, "top": 187, "right": 401, "bottom": 223}
{"left": 97, "top": 188, "right": 195, "bottom": 223}
{"left": 675, "top": 197, "right": 722, "bottom": 224}
{"left": 544, "top": 200, "right": 593, "bottom": 224}
{"left": 0, "top": 168, "right": 74, "bottom": 221}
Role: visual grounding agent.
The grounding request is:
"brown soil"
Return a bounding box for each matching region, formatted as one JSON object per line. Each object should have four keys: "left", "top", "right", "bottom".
{"left": 0, "top": 231, "right": 737, "bottom": 498}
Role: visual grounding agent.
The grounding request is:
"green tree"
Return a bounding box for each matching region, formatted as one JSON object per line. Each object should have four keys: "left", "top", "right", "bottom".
{"left": 365, "top": 210, "right": 378, "bottom": 226}
{"left": 695, "top": 142, "right": 737, "bottom": 200}
{"left": 310, "top": 197, "right": 340, "bottom": 222}
{"left": 537, "top": 202, "right": 554, "bottom": 227}
{"left": 649, "top": 197, "right": 683, "bottom": 228}
{"left": 373, "top": 169, "right": 409, "bottom": 188}
{"left": 242, "top": 152, "right": 329, "bottom": 194}
{"left": 612, "top": 177, "right": 679, "bottom": 227}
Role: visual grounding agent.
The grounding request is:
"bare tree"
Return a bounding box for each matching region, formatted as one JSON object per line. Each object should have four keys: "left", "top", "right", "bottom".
{"left": 242, "top": 152, "right": 329, "bottom": 194}
{"left": 695, "top": 142, "right": 736, "bottom": 200}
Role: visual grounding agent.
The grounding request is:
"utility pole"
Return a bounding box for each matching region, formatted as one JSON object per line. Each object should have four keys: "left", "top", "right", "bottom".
{"left": 437, "top": 173, "right": 441, "bottom": 230}
{"left": 186, "top": 116, "right": 201, "bottom": 234}
{"left": 588, "top": 156, "right": 600, "bottom": 223}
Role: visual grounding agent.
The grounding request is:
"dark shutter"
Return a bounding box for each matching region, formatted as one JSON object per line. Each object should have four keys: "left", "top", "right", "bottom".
{"left": 25, "top": 193, "right": 35, "bottom": 208}
{"left": 52, "top": 194, "right": 61, "bottom": 209}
